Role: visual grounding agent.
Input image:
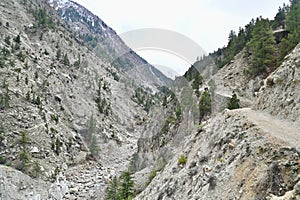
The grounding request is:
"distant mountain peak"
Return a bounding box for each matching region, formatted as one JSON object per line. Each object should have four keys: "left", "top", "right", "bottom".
{"left": 48, "top": 0, "right": 112, "bottom": 36}
{"left": 47, "top": 0, "right": 171, "bottom": 88}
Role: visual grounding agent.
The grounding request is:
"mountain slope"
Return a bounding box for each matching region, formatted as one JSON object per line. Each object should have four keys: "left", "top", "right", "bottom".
{"left": 0, "top": 0, "right": 162, "bottom": 198}
{"left": 48, "top": 0, "right": 172, "bottom": 90}
{"left": 136, "top": 42, "right": 300, "bottom": 200}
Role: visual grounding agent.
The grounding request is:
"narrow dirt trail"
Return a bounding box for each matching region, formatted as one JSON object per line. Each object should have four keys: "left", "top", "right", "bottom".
{"left": 234, "top": 108, "right": 300, "bottom": 148}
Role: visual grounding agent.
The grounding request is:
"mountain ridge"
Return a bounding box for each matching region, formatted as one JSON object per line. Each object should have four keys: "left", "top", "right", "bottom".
{"left": 47, "top": 0, "right": 172, "bottom": 90}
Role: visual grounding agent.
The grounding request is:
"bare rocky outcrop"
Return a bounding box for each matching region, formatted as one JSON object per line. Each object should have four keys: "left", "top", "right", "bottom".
{"left": 255, "top": 44, "right": 300, "bottom": 125}
{"left": 135, "top": 108, "right": 300, "bottom": 200}
{"left": 209, "top": 50, "right": 263, "bottom": 111}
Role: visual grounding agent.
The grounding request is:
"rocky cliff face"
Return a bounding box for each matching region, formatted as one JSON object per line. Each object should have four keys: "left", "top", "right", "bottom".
{"left": 255, "top": 44, "right": 300, "bottom": 125}
{"left": 136, "top": 108, "right": 300, "bottom": 199}
{"left": 135, "top": 45, "right": 300, "bottom": 199}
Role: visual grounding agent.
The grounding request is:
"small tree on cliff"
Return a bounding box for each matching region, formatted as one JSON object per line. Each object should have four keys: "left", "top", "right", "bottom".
{"left": 199, "top": 88, "right": 211, "bottom": 123}
{"left": 227, "top": 91, "right": 240, "bottom": 110}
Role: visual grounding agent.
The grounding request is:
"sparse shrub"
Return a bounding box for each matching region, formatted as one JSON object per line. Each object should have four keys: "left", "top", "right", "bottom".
{"left": 1, "top": 47, "right": 10, "bottom": 57}
{"left": 0, "top": 93, "right": 10, "bottom": 110}
{"left": 30, "top": 161, "right": 42, "bottom": 178}
{"left": 24, "top": 61, "right": 29, "bottom": 70}
{"left": 14, "top": 34, "right": 21, "bottom": 44}
{"left": 25, "top": 76, "right": 28, "bottom": 85}
{"left": 175, "top": 105, "right": 182, "bottom": 119}
{"left": 147, "top": 169, "right": 157, "bottom": 185}
{"left": 0, "top": 126, "right": 4, "bottom": 144}
{"left": 95, "top": 97, "right": 110, "bottom": 115}
{"left": 18, "top": 131, "right": 30, "bottom": 146}
{"left": 4, "top": 36, "right": 10, "bottom": 45}
{"left": 162, "top": 95, "right": 167, "bottom": 107}
{"left": 102, "top": 81, "right": 109, "bottom": 91}
{"left": 0, "top": 155, "right": 6, "bottom": 164}
{"left": 112, "top": 71, "right": 120, "bottom": 81}
{"left": 53, "top": 137, "right": 62, "bottom": 155}
{"left": 13, "top": 42, "right": 20, "bottom": 51}
{"left": 178, "top": 154, "right": 187, "bottom": 165}
{"left": 208, "top": 175, "right": 217, "bottom": 190}
{"left": 53, "top": 166, "right": 60, "bottom": 179}
{"left": 44, "top": 49, "right": 49, "bottom": 56}
{"left": 144, "top": 98, "right": 152, "bottom": 113}
{"left": 50, "top": 114, "right": 59, "bottom": 124}
{"left": 63, "top": 53, "right": 70, "bottom": 66}
{"left": 56, "top": 49, "right": 61, "bottom": 60}
{"left": 33, "top": 95, "right": 41, "bottom": 105}
{"left": 34, "top": 71, "right": 38, "bottom": 80}
{"left": 9, "top": 59, "right": 15, "bottom": 67}
{"left": 18, "top": 149, "right": 30, "bottom": 171}
{"left": 67, "top": 137, "right": 73, "bottom": 151}
{"left": 17, "top": 52, "right": 26, "bottom": 62}
{"left": 0, "top": 60, "right": 4, "bottom": 68}
{"left": 227, "top": 92, "right": 240, "bottom": 110}
{"left": 14, "top": 68, "right": 21, "bottom": 73}
{"left": 26, "top": 91, "right": 30, "bottom": 101}
{"left": 50, "top": 127, "right": 58, "bottom": 134}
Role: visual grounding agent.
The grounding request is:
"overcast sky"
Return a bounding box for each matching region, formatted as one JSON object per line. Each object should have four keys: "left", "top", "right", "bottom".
{"left": 73, "top": 0, "right": 289, "bottom": 76}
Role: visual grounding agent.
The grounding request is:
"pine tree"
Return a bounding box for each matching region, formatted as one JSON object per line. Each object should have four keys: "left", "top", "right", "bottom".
{"left": 280, "top": 0, "right": 300, "bottom": 59}
{"left": 199, "top": 88, "right": 211, "bottom": 123}
{"left": 106, "top": 177, "right": 118, "bottom": 200}
{"left": 119, "top": 171, "right": 134, "bottom": 200}
{"left": 87, "top": 115, "right": 96, "bottom": 141}
{"left": 192, "top": 74, "right": 203, "bottom": 96}
{"left": 89, "top": 135, "right": 99, "bottom": 157}
{"left": 246, "top": 18, "right": 276, "bottom": 76}
{"left": 19, "top": 149, "right": 30, "bottom": 171}
{"left": 227, "top": 92, "right": 240, "bottom": 110}
{"left": 272, "top": 6, "right": 287, "bottom": 29}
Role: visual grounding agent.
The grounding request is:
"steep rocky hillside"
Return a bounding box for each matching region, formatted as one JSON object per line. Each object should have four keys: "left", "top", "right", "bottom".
{"left": 136, "top": 43, "right": 300, "bottom": 200}
{"left": 256, "top": 43, "right": 300, "bottom": 125}
{"left": 48, "top": 0, "right": 171, "bottom": 90}
{"left": 0, "top": 0, "right": 169, "bottom": 198}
